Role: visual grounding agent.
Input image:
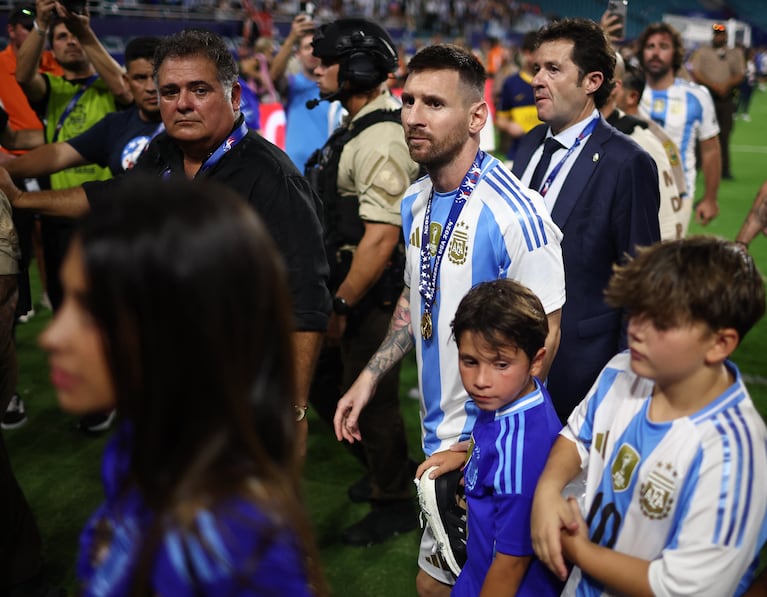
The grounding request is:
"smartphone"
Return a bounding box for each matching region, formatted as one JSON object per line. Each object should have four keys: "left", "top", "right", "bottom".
{"left": 300, "top": 1, "right": 315, "bottom": 17}
{"left": 606, "top": 0, "right": 628, "bottom": 41}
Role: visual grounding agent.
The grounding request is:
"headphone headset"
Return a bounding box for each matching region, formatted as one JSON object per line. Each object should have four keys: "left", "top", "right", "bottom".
{"left": 335, "top": 31, "right": 396, "bottom": 91}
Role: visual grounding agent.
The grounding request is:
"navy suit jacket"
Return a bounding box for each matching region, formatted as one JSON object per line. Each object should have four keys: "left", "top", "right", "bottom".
{"left": 512, "top": 117, "right": 661, "bottom": 420}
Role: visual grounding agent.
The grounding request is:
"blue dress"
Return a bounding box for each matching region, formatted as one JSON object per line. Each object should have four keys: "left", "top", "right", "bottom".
{"left": 77, "top": 424, "right": 313, "bottom": 597}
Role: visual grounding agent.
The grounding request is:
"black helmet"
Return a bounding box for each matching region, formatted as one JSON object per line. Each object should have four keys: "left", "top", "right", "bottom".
{"left": 312, "top": 18, "right": 398, "bottom": 92}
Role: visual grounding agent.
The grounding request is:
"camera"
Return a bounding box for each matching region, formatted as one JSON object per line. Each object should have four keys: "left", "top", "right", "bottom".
{"left": 61, "top": 0, "right": 87, "bottom": 15}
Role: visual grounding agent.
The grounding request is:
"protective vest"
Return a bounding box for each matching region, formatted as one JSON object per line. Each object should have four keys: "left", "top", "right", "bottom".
{"left": 305, "top": 108, "right": 405, "bottom": 305}
{"left": 305, "top": 108, "right": 402, "bottom": 249}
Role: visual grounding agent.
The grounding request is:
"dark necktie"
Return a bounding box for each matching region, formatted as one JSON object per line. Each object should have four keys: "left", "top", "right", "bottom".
{"left": 529, "top": 137, "right": 564, "bottom": 192}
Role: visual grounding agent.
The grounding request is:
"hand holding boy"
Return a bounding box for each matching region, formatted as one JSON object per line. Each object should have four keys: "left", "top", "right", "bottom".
{"left": 558, "top": 496, "right": 590, "bottom": 566}
{"left": 531, "top": 481, "right": 579, "bottom": 581}
{"left": 530, "top": 435, "right": 583, "bottom": 581}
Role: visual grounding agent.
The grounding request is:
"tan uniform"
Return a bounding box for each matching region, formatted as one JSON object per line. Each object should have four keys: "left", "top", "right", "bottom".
{"left": 0, "top": 192, "right": 19, "bottom": 276}
{"left": 691, "top": 45, "right": 745, "bottom": 91}
{"left": 337, "top": 92, "right": 419, "bottom": 226}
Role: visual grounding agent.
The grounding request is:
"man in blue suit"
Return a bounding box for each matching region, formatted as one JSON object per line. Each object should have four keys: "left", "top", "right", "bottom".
{"left": 512, "top": 18, "right": 660, "bottom": 421}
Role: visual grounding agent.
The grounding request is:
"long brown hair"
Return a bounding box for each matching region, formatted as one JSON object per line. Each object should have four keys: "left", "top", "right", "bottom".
{"left": 78, "top": 176, "right": 327, "bottom": 595}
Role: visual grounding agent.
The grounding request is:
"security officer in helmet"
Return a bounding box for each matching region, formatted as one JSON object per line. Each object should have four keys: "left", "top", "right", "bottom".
{"left": 305, "top": 18, "right": 420, "bottom": 546}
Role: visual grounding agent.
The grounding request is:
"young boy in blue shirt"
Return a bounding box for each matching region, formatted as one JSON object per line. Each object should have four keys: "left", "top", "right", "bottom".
{"left": 531, "top": 236, "right": 767, "bottom": 597}
{"left": 417, "top": 279, "right": 563, "bottom": 596}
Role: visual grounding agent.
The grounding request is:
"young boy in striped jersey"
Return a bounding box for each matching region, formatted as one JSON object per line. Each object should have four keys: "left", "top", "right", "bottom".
{"left": 532, "top": 236, "right": 767, "bottom": 597}
{"left": 418, "top": 278, "right": 563, "bottom": 596}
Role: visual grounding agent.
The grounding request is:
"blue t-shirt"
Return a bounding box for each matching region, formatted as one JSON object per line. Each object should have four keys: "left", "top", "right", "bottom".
{"left": 453, "top": 379, "right": 563, "bottom": 596}
{"left": 285, "top": 71, "right": 340, "bottom": 171}
{"left": 67, "top": 105, "right": 162, "bottom": 176}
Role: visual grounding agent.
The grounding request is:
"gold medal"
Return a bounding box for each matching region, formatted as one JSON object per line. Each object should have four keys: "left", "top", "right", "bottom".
{"left": 421, "top": 312, "right": 433, "bottom": 340}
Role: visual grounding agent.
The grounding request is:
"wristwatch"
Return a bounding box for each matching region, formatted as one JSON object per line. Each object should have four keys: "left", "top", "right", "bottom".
{"left": 294, "top": 404, "right": 308, "bottom": 422}
{"left": 333, "top": 296, "right": 351, "bottom": 315}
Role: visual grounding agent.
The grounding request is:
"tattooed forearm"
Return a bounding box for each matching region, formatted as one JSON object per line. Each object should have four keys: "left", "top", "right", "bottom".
{"left": 737, "top": 180, "right": 767, "bottom": 245}
{"left": 365, "top": 286, "right": 414, "bottom": 377}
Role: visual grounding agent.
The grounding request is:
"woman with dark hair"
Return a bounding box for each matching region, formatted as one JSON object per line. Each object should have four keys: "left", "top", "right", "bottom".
{"left": 40, "top": 177, "right": 326, "bottom": 596}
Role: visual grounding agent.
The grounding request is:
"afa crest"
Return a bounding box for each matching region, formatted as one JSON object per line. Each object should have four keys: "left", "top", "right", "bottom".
{"left": 611, "top": 444, "right": 640, "bottom": 492}
{"left": 639, "top": 462, "right": 678, "bottom": 520}
{"left": 662, "top": 140, "right": 680, "bottom": 167}
{"left": 448, "top": 221, "right": 469, "bottom": 265}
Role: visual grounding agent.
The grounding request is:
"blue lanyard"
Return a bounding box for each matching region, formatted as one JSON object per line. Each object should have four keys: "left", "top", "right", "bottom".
{"left": 51, "top": 74, "right": 99, "bottom": 143}
{"left": 161, "top": 121, "right": 248, "bottom": 179}
{"left": 539, "top": 117, "right": 599, "bottom": 197}
{"left": 418, "top": 150, "right": 484, "bottom": 316}
{"left": 198, "top": 120, "right": 248, "bottom": 175}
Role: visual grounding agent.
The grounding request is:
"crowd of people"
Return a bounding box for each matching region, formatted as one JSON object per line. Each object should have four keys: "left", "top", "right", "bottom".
{"left": 0, "top": 0, "right": 766, "bottom": 596}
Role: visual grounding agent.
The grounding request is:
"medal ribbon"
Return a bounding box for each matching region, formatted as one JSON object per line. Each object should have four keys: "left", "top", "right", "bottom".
{"left": 51, "top": 74, "right": 99, "bottom": 143}
{"left": 418, "top": 150, "right": 484, "bottom": 337}
{"left": 539, "top": 116, "right": 599, "bottom": 197}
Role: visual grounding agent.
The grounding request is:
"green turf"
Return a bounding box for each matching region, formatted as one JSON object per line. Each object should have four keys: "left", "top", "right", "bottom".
{"left": 6, "top": 90, "right": 767, "bottom": 596}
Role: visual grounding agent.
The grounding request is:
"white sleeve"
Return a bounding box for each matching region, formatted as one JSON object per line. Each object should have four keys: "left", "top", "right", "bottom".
{"left": 501, "top": 207, "right": 566, "bottom": 315}
{"left": 697, "top": 86, "right": 721, "bottom": 141}
{"left": 648, "top": 418, "right": 767, "bottom": 597}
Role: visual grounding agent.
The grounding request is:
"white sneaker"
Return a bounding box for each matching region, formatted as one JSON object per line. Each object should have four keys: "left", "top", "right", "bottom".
{"left": 16, "top": 308, "right": 35, "bottom": 324}
{"left": 415, "top": 466, "right": 467, "bottom": 576}
{"left": 2, "top": 394, "right": 27, "bottom": 429}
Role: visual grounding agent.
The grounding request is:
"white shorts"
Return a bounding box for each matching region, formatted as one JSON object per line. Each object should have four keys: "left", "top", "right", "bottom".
{"left": 418, "top": 525, "right": 458, "bottom": 586}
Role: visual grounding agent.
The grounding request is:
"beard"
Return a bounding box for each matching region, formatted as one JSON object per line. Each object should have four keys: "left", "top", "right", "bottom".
{"left": 643, "top": 58, "right": 672, "bottom": 80}
{"left": 58, "top": 57, "right": 89, "bottom": 74}
{"left": 406, "top": 127, "right": 469, "bottom": 170}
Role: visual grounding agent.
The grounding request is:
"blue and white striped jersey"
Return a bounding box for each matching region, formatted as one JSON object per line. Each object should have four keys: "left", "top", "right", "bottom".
{"left": 640, "top": 78, "right": 719, "bottom": 200}
{"left": 402, "top": 153, "right": 565, "bottom": 457}
{"left": 562, "top": 351, "right": 767, "bottom": 597}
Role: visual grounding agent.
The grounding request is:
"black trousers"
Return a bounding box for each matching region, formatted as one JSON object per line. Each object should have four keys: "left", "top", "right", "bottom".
{"left": 309, "top": 304, "right": 413, "bottom": 502}
{"left": 40, "top": 216, "right": 76, "bottom": 312}
{"left": 0, "top": 276, "right": 43, "bottom": 591}
{"left": 714, "top": 95, "right": 735, "bottom": 178}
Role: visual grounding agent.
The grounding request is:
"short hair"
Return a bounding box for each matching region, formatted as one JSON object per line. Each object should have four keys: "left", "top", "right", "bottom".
{"left": 521, "top": 30, "right": 538, "bottom": 54}
{"left": 451, "top": 279, "right": 548, "bottom": 362}
{"left": 124, "top": 36, "right": 161, "bottom": 67}
{"left": 604, "top": 236, "right": 765, "bottom": 341}
{"left": 153, "top": 29, "right": 238, "bottom": 92}
{"left": 535, "top": 17, "right": 616, "bottom": 109}
{"left": 47, "top": 17, "right": 73, "bottom": 49}
{"left": 637, "top": 22, "right": 685, "bottom": 74}
{"left": 406, "top": 43, "right": 487, "bottom": 102}
{"left": 622, "top": 62, "right": 646, "bottom": 96}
